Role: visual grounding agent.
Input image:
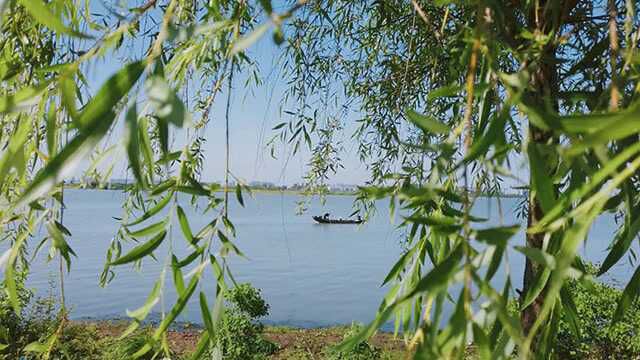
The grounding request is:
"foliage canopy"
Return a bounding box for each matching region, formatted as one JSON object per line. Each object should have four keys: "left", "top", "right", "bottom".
{"left": 0, "top": 0, "right": 640, "bottom": 359}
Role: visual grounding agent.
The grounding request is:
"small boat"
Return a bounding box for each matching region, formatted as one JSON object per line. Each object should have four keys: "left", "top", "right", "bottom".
{"left": 312, "top": 216, "right": 364, "bottom": 224}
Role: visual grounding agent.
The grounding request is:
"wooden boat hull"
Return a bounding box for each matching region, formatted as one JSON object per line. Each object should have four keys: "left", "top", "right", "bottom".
{"left": 312, "top": 216, "right": 363, "bottom": 224}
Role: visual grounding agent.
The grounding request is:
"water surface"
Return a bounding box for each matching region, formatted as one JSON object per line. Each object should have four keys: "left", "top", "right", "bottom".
{"left": 21, "top": 190, "right": 634, "bottom": 329}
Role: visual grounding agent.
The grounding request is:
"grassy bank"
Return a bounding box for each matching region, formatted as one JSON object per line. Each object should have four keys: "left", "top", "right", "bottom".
{"left": 31, "top": 321, "right": 406, "bottom": 360}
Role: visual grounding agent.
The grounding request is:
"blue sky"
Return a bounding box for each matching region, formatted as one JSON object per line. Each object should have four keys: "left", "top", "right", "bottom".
{"left": 82, "top": 1, "right": 370, "bottom": 186}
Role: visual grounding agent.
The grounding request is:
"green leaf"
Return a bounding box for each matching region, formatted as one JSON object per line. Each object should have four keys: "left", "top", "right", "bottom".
{"left": 17, "top": 0, "right": 90, "bottom": 38}
{"left": 535, "top": 141, "right": 640, "bottom": 231}
{"left": 235, "top": 184, "right": 244, "bottom": 207}
{"left": 5, "top": 230, "right": 30, "bottom": 312}
{"left": 46, "top": 104, "right": 58, "bottom": 157}
{"left": 405, "top": 108, "right": 448, "bottom": 134}
{"left": 475, "top": 225, "right": 520, "bottom": 246}
{"left": 427, "top": 84, "right": 460, "bottom": 100}
{"left": 76, "top": 61, "right": 145, "bottom": 129}
{"left": 176, "top": 206, "right": 194, "bottom": 245}
{"left": 125, "top": 104, "right": 145, "bottom": 187}
{"left": 175, "top": 185, "right": 210, "bottom": 196}
{"left": 559, "top": 285, "right": 581, "bottom": 338}
{"left": 613, "top": 264, "right": 640, "bottom": 323}
{"left": 401, "top": 244, "right": 463, "bottom": 300}
{"left": 47, "top": 221, "right": 76, "bottom": 271}
{"left": 110, "top": 230, "right": 166, "bottom": 266}
{"left": 135, "top": 269, "right": 202, "bottom": 359}
{"left": 258, "top": 0, "right": 273, "bottom": 13}
{"left": 521, "top": 267, "right": 551, "bottom": 310}
{"left": 381, "top": 244, "right": 417, "bottom": 286}
{"left": 125, "top": 191, "right": 174, "bottom": 226}
{"left": 598, "top": 213, "right": 640, "bottom": 275}
{"left": 218, "top": 230, "right": 245, "bottom": 258}
{"left": 0, "top": 117, "right": 31, "bottom": 188}
{"left": 199, "top": 292, "right": 215, "bottom": 340}
{"left": 151, "top": 178, "right": 176, "bottom": 196}
{"left": 176, "top": 246, "right": 204, "bottom": 268}
{"left": 404, "top": 214, "right": 461, "bottom": 232}
{"left": 138, "top": 116, "right": 155, "bottom": 182}
{"left": 230, "top": 22, "right": 271, "bottom": 55}
{"left": 171, "top": 256, "right": 185, "bottom": 295}
{"left": 18, "top": 62, "right": 144, "bottom": 206}
{"left": 0, "top": 83, "right": 50, "bottom": 114}
{"left": 60, "top": 74, "right": 78, "bottom": 121}
{"left": 466, "top": 317, "right": 495, "bottom": 357}
{"left": 514, "top": 246, "right": 556, "bottom": 269}
{"left": 126, "top": 281, "right": 161, "bottom": 321}
{"left": 528, "top": 142, "right": 556, "bottom": 213}
{"left": 462, "top": 114, "right": 506, "bottom": 164}
{"left": 145, "top": 76, "right": 186, "bottom": 127}
{"left": 189, "top": 331, "right": 211, "bottom": 360}
{"left": 127, "top": 219, "right": 168, "bottom": 238}
{"left": 564, "top": 102, "right": 640, "bottom": 153}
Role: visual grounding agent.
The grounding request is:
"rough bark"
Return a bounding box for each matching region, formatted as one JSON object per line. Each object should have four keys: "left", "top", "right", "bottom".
{"left": 519, "top": 1, "right": 560, "bottom": 337}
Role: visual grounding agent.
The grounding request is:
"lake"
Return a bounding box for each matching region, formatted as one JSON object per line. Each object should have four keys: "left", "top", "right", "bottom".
{"left": 21, "top": 190, "right": 634, "bottom": 330}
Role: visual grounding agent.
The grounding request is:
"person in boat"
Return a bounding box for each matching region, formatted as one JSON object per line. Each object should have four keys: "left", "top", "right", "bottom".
{"left": 323, "top": 212, "right": 330, "bottom": 219}
{"left": 357, "top": 215, "right": 362, "bottom": 221}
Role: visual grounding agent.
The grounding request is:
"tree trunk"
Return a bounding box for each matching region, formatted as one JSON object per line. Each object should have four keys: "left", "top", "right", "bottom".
{"left": 520, "top": 3, "right": 560, "bottom": 337}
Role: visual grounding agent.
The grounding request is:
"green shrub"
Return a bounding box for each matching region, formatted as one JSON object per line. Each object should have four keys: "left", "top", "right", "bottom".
{"left": 0, "top": 273, "right": 61, "bottom": 360}
{"left": 99, "top": 328, "right": 165, "bottom": 360}
{"left": 326, "top": 323, "right": 381, "bottom": 360}
{"left": 55, "top": 323, "right": 107, "bottom": 360}
{"left": 556, "top": 268, "right": 640, "bottom": 359}
{"left": 210, "top": 283, "right": 277, "bottom": 360}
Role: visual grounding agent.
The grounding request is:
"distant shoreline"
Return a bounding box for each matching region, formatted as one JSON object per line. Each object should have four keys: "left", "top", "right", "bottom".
{"left": 64, "top": 183, "right": 526, "bottom": 199}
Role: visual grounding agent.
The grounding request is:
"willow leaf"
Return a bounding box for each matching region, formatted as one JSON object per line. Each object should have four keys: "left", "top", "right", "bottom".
{"left": 199, "top": 292, "right": 215, "bottom": 339}
{"left": 126, "top": 280, "right": 161, "bottom": 322}
{"left": 528, "top": 143, "right": 556, "bottom": 213}
{"left": 405, "top": 108, "right": 448, "bottom": 134}
{"left": 598, "top": 214, "right": 640, "bottom": 275}
{"left": 125, "top": 104, "right": 144, "bottom": 187}
{"left": 18, "top": 62, "right": 144, "bottom": 207}
{"left": 76, "top": 61, "right": 145, "bottom": 129}
{"left": 514, "top": 246, "right": 556, "bottom": 269}
{"left": 230, "top": 22, "right": 270, "bottom": 55}
{"left": 127, "top": 219, "right": 168, "bottom": 238}
{"left": 0, "top": 117, "right": 31, "bottom": 188}
{"left": 171, "top": 256, "right": 185, "bottom": 295}
{"left": 613, "top": 264, "right": 640, "bottom": 323}
{"left": 475, "top": 225, "right": 520, "bottom": 246}
{"left": 176, "top": 206, "right": 194, "bottom": 245}
{"left": 110, "top": 230, "right": 166, "bottom": 266}
{"left": 125, "top": 191, "right": 174, "bottom": 226}
{"left": 18, "top": 0, "right": 89, "bottom": 38}
{"left": 402, "top": 244, "right": 463, "bottom": 300}
{"left": 559, "top": 285, "right": 581, "bottom": 338}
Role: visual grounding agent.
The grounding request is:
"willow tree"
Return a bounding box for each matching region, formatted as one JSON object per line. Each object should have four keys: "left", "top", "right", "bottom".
{"left": 281, "top": 0, "right": 640, "bottom": 358}
{"left": 0, "top": 0, "right": 307, "bottom": 358}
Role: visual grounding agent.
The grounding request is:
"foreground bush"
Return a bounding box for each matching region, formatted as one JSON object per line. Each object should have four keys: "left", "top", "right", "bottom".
{"left": 325, "top": 323, "right": 381, "bottom": 360}
{"left": 557, "top": 273, "right": 640, "bottom": 359}
{"left": 212, "top": 283, "right": 278, "bottom": 360}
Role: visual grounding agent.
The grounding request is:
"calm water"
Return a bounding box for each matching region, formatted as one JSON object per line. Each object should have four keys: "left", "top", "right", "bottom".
{"left": 20, "top": 190, "right": 635, "bottom": 329}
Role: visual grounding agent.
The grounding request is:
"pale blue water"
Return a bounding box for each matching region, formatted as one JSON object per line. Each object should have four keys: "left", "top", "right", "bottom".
{"left": 19, "top": 190, "right": 636, "bottom": 329}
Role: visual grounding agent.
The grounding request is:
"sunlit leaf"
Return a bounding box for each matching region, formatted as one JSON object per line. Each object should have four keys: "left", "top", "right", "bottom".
{"left": 613, "top": 264, "right": 640, "bottom": 323}
{"left": 127, "top": 219, "right": 168, "bottom": 238}
{"left": 125, "top": 191, "right": 174, "bottom": 226}
{"left": 17, "top": 0, "right": 90, "bottom": 38}
{"left": 176, "top": 206, "right": 194, "bottom": 245}
{"left": 230, "top": 22, "right": 270, "bottom": 55}
{"left": 110, "top": 230, "right": 166, "bottom": 266}
{"left": 405, "top": 108, "right": 449, "bottom": 134}
{"left": 125, "top": 104, "right": 145, "bottom": 187}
